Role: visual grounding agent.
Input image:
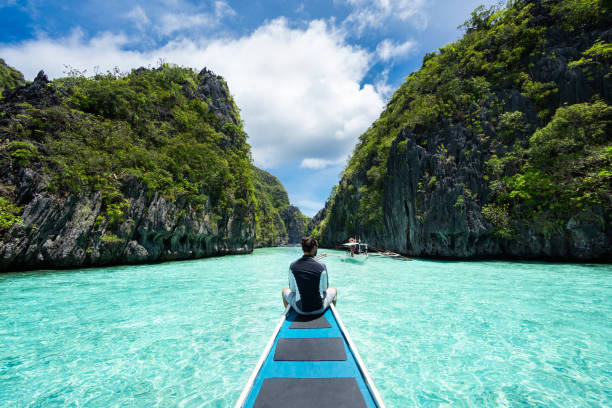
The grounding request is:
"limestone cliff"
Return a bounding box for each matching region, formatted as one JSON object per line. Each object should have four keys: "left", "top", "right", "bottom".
{"left": 253, "top": 167, "right": 309, "bottom": 246}
{"left": 313, "top": 0, "right": 612, "bottom": 261}
{"left": 280, "top": 205, "right": 309, "bottom": 244}
{"left": 0, "top": 64, "right": 256, "bottom": 271}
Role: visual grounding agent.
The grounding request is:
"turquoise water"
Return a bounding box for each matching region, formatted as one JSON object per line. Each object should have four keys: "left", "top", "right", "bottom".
{"left": 1, "top": 247, "right": 611, "bottom": 407}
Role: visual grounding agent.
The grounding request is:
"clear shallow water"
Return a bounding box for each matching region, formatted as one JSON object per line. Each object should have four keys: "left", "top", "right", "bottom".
{"left": 1, "top": 248, "right": 610, "bottom": 407}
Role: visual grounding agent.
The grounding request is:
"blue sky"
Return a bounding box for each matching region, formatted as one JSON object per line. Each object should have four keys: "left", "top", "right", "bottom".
{"left": 0, "top": 0, "right": 497, "bottom": 216}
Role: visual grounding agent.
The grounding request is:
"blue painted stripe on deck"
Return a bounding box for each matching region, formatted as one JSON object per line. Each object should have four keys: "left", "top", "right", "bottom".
{"left": 243, "top": 308, "right": 378, "bottom": 408}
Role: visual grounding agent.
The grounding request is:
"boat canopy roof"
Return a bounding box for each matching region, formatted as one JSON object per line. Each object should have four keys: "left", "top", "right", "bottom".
{"left": 342, "top": 242, "right": 368, "bottom": 247}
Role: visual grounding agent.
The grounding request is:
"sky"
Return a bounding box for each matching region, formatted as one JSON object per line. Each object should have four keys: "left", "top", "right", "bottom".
{"left": 0, "top": 0, "right": 498, "bottom": 216}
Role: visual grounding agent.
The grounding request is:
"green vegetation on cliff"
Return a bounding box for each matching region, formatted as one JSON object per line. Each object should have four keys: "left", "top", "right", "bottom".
{"left": 0, "top": 60, "right": 307, "bottom": 269}
{"left": 314, "top": 0, "right": 611, "bottom": 259}
{"left": 253, "top": 167, "right": 290, "bottom": 246}
{"left": 1, "top": 64, "right": 254, "bottom": 233}
{"left": 485, "top": 100, "right": 611, "bottom": 237}
{"left": 252, "top": 167, "right": 309, "bottom": 246}
{"left": 325, "top": 0, "right": 557, "bottom": 234}
{"left": 0, "top": 196, "right": 22, "bottom": 231}
{"left": 0, "top": 59, "right": 25, "bottom": 98}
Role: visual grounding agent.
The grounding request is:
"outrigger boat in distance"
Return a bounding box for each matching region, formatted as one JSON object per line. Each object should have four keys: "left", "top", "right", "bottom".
{"left": 341, "top": 242, "right": 369, "bottom": 264}
{"left": 369, "top": 251, "right": 401, "bottom": 258}
{"left": 235, "top": 304, "right": 386, "bottom": 408}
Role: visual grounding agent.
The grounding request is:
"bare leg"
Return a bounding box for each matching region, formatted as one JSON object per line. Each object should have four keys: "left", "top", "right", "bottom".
{"left": 330, "top": 287, "right": 338, "bottom": 306}
{"left": 282, "top": 288, "right": 289, "bottom": 308}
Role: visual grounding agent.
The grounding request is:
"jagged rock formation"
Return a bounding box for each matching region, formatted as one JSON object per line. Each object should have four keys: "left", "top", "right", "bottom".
{"left": 195, "top": 68, "right": 241, "bottom": 126}
{"left": 253, "top": 167, "right": 309, "bottom": 246}
{"left": 280, "top": 205, "right": 309, "bottom": 244}
{"left": 2, "top": 169, "right": 253, "bottom": 269}
{"left": 307, "top": 201, "right": 328, "bottom": 236}
{"left": 0, "top": 63, "right": 257, "bottom": 271}
{"left": 313, "top": 0, "right": 612, "bottom": 261}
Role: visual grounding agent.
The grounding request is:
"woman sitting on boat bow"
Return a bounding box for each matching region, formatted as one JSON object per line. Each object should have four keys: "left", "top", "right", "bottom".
{"left": 282, "top": 237, "right": 337, "bottom": 315}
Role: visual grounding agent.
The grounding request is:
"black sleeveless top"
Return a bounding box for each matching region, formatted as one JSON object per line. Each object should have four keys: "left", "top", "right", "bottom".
{"left": 289, "top": 255, "right": 325, "bottom": 312}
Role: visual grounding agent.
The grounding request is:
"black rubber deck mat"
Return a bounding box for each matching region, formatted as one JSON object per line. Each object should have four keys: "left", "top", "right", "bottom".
{"left": 289, "top": 313, "right": 332, "bottom": 329}
{"left": 274, "top": 338, "right": 346, "bottom": 361}
{"left": 253, "top": 377, "right": 367, "bottom": 408}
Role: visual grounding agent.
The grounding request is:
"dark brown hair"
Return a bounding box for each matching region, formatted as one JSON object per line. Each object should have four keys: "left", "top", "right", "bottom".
{"left": 301, "top": 237, "right": 318, "bottom": 252}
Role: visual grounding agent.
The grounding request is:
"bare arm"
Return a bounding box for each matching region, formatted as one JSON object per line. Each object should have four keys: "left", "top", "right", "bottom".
{"left": 289, "top": 268, "right": 298, "bottom": 292}
{"left": 320, "top": 265, "right": 329, "bottom": 293}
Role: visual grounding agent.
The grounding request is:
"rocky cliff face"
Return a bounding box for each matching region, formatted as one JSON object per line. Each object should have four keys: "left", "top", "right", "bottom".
{"left": 2, "top": 169, "right": 253, "bottom": 270}
{"left": 253, "top": 167, "right": 309, "bottom": 246}
{"left": 313, "top": 0, "right": 612, "bottom": 261}
{"left": 307, "top": 203, "right": 327, "bottom": 237}
{"left": 280, "top": 205, "right": 308, "bottom": 244}
{"left": 0, "top": 64, "right": 255, "bottom": 271}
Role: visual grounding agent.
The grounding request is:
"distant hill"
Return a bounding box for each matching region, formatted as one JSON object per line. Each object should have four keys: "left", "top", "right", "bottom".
{"left": 312, "top": 0, "right": 612, "bottom": 261}
{"left": 253, "top": 167, "right": 309, "bottom": 247}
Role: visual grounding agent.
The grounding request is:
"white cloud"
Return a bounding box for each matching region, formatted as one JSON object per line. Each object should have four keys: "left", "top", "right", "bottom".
{"left": 214, "top": 1, "right": 236, "bottom": 18}
{"left": 342, "top": 0, "right": 428, "bottom": 34}
{"left": 196, "top": 19, "right": 384, "bottom": 167}
{"left": 124, "top": 6, "right": 150, "bottom": 31}
{"left": 295, "top": 199, "right": 325, "bottom": 217}
{"left": 374, "top": 68, "right": 393, "bottom": 98}
{"left": 156, "top": 1, "right": 235, "bottom": 36}
{"left": 300, "top": 157, "right": 346, "bottom": 170}
{"left": 376, "top": 38, "right": 416, "bottom": 61}
{"left": 159, "top": 13, "right": 216, "bottom": 35}
{"left": 0, "top": 29, "right": 140, "bottom": 79}
{"left": 0, "top": 18, "right": 385, "bottom": 169}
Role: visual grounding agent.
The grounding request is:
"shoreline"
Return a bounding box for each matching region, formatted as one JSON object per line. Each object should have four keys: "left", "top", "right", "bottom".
{"left": 3, "top": 245, "right": 611, "bottom": 275}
